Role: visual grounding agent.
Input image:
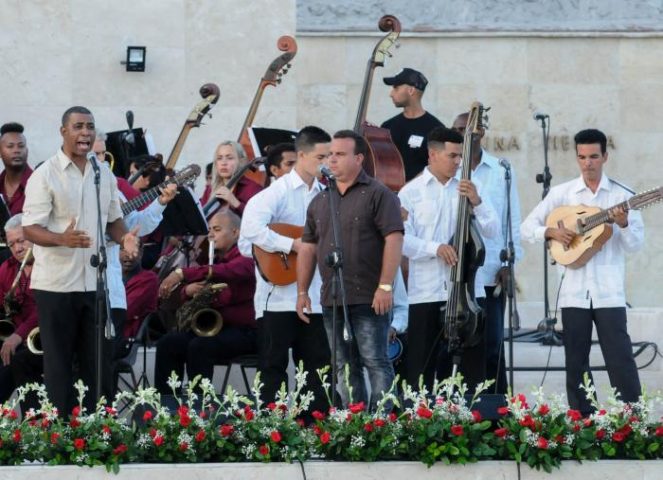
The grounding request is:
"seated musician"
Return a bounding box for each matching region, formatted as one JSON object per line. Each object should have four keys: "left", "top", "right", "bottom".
{"left": 155, "top": 209, "right": 256, "bottom": 393}
{"left": 398, "top": 127, "right": 498, "bottom": 392}
{"left": 120, "top": 244, "right": 159, "bottom": 341}
{"left": 521, "top": 129, "right": 643, "bottom": 415}
{"left": 128, "top": 154, "right": 166, "bottom": 192}
{"left": 265, "top": 142, "right": 296, "bottom": 181}
{"left": 200, "top": 141, "right": 262, "bottom": 217}
{"left": 0, "top": 214, "right": 38, "bottom": 405}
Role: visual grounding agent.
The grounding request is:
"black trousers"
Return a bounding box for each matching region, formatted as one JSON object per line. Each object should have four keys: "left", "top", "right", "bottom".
{"left": 484, "top": 286, "right": 508, "bottom": 394}
{"left": 154, "top": 326, "right": 257, "bottom": 394}
{"left": 258, "top": 311, "right": 330, "bottom": 414}
{"left": 561, "top": 306, "right": 641, "bottom": 414}
{"left": 33, "top": 290, "right": 109, "bottom": 414}
{"left": 408, "top": 300, "right": 487, "bottom": 393}
{"left": 11, "top": 347, "right": 43, "bottom": 413}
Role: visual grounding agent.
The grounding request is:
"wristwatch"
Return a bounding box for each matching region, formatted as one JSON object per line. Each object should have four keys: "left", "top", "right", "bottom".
{"left": 378, "top": 283, "right": 393, "bottom": 293}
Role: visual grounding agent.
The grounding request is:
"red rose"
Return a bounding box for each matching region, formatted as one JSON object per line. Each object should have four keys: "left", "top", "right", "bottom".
{"left": 519, "top": 414, "right": 535, "bottom": 429}
{"left": 363, "top": 422, "right": 374, "bottom": 432}
{"left": 494, "top": 427, "right": 508, "bottom": 438}
{"left": 70, "top": 418, "right": 81, "bottom": 428}
{"left": 374, "top": 419, "right": 386, "bottom": 428}
{"left": 143, "top": 411, "right": 153, "bottom": 422}
{"left": 73, "top": 438, "right": 86, "bottom": 450}
{"left": 612, "top": 432, "right": 625, "bottom": 443}
{"left": 296, "top": 419, "right": 305, "bottom": 427}
{"left": 583, "top": 418, "right": 592, "bottom": 428}
{"left": 259, "top": 444, "right": 270, "bottom": 456}
{"left": 312, "top": 410, "right": 325, "bottom": 420}
{"left": 313, "top": 425, "right": 322, "bottom": 435}
{"left": 655, "top": 426, "right": 663, "bottom": 437}
{"left": 278, "top": 404, "right": 288, "bottom": 412}
{"left": 267, "top": 402, "right": 277, "bottom": 411}
{"left": 629, "top": 415, "right": 639, "bottom": 424}
{"left": 270, "top": 431, "right": 282, "bottom": 443}
{"left": 450, "top": 425, "right": 464, "bottom": 436}
{"left": 102, "top": 425, "right": 112, "bottom": 435}
{"left": 245, "top": 409, "right": 255, "bottom": 421}
{"left": 596, "top": 429, "right": 606, "bottom": 440}
{"left": 416, "top": 406, "right": 433, "bottom": 419}
{"left": 71, "top": 406, "right": 81, "bottom": 417}
{"left": 41, "top": 419, "right": 50, "bottom": 429}
{"left": 598, "top": 409, "right": 607, "bottom": 416}
{"left": 12, "top": 429, "right": 21, "bottom": 443}
{"left": 8, "top": 410, "right": 17, "bottom": 420}
{"left": 179, "top": 415, "right": 192, "bottom": 427}
{"left": 105, "top": 406, "right": 117, "bottom": 416}
{"left": 199, "top": 410, "right": 207, "bottom": 419}
{"left": 149, "top": 428, "right": 157, "bottom": 438}
{"left": 537, "top": 437, "right": 549, "bottom": 449}
{"left": 538, "top": 404, "right": 550, "bottom": 415}
{"left": 388, "top": 412, "right": 398, "bottom": 423}
{"left": 113, "top": 444, "right": 128, "bottom": 455}
{"left": 177, "top": 405, "right": 189, "bottom": 416}
{"left": 511, "top": 393, "right": 529, "bottom": 409}
{"left": 566, "top": 409, "right": 582, "bottom": 422}
{"left": 195, "top": 430, "right": 206, "bottom": 442}
{"left": 153, "top": 435, "right": 164, "bottom": 446}
{"left": 472, "top": 410, "right": 482, "bottom": 422}
{"left": 320, "top": 431, "right": 331, "bottom": 445}
{"left": 497, "top": 406, "right": 510, "bottom": 416}
{"left": 349, "top": 402, "right": 365, "bottom": 414}
{"left": 619, "top": 424, "right": 633, "bottom": 436}
{"left": 179, "top": 442, "right": 188, "bottom": 451}
{"left": 220, "top": 424, "right": 234, "bottom": 437}
{"left": 50, "top": 432, "right": 60, "bottom": 444}
{"left": 573, "top": 424, "right": 581, "bottom": 432}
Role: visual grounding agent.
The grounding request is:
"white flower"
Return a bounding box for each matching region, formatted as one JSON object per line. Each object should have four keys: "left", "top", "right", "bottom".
{"left": 350, "top": 435, "right": 366, "bottom": 448}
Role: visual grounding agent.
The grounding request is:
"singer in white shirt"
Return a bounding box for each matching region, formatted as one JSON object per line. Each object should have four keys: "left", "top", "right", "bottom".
{"left": 452, "top": 112, "right": 523, "bottom": 394}
{"left": 22, "top": 107, "right": 138, "bottom": 415}
{"left": 399, "top": 126, "right": 498, "bottom": 392}
{"left": 520, "top": 128, "right": 643, "bottom": 414}
{"left": 238, "top": 126, "right": 331, "bottom": 420}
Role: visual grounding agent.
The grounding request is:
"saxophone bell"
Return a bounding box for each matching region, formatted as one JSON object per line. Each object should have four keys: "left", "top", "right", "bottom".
{"left": 26, "top": 327, "right": 42, "bottom": 355}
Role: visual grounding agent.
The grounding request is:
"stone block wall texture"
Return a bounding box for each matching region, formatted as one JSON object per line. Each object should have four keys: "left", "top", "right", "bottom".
{"left": 1, "top": 1, "right": 661, "bottom": 307}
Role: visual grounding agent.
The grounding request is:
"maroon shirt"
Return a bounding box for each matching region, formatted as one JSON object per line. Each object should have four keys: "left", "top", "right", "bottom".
{"left": 181, "top": 244, "right": 256, "bottom": 329}
{"left": 0, "top": 166, "right": 32, "bottom": 215}
{"left": 0, "top": 256, "right": 38, "bottom": 340}
{"left": 201, "top": 176, "right": 263, "bottom": 217}
{"left": 123, "top": 268, "right": 159, "bottom": 338}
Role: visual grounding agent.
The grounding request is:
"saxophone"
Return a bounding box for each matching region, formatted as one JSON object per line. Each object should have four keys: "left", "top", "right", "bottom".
{"left": 175, "top": 240, "right": 226, "bottom": 337}
{"left": 0, "top": 247, "right": 33, "bottom": 341}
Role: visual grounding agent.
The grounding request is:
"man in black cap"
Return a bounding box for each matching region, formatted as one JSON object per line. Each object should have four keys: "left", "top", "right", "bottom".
{"left": 381, "top": 68, "right": 445, "bottom": 181}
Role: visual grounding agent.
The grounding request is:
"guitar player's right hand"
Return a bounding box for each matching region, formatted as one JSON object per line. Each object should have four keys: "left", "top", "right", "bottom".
{"left": 291, "top": 238, "right": 302, "bottom": 253}
{"left": 546, "top": 227, "right": 575, "bottom": 247}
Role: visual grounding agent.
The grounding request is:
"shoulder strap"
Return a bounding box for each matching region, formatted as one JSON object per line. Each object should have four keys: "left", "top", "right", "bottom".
{"left": 608, "top": 177, "right": 635, "bottom": 195}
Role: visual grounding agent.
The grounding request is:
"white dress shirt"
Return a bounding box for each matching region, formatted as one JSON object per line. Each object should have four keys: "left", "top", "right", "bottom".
{"left": 22, "top": 150, "right": 123, "bottom": 292}
{"left": 238, "top": 169, "right": 323, "bottom": 318}
{"left": 471, "top": 150, "right": 523, "bottom": 287}
{"left": 520, "top": 174, "right": 644, "bottom": 309}
{"left": 107, "top": 191, "right": 166, "bottom": 310}
{"left": 399, "top": 167, "right": 499, "bottom": 305}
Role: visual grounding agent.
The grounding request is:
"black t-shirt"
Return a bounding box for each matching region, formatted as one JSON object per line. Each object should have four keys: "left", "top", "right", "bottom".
{"left": 381, "top": 112, "right": 445, "bottom": 181}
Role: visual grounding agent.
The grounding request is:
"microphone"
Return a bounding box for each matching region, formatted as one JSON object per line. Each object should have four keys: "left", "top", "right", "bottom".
{"left": 318, "top": 164, "right": 335, "bottom": 181}
{"left": 533, "top": 112, "right": 549, "bottom": 121}
{"left": 498, "top": 158, "right": 511, "bottom": 170}
{"left": 86, "top": 151, "right": 100, "bottom": 174}
{"left": 124, "top": 110, "right": 135, "bottom": 145}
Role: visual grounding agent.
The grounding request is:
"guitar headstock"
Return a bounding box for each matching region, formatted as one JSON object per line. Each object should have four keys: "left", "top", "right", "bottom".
{"left": 262, "top": 35, "right": 298, "bottom": 87}
{"left": 173, "top": 164, "right": 202, "bottom": 188}
{"left": 371, "top": 15, "right": 402, "bottom": 67}
{"left": 631, "top": 186, "right": 663, "bottom": 210}
{"left": 185, "top": 83, "right": 220, "bottom": 127}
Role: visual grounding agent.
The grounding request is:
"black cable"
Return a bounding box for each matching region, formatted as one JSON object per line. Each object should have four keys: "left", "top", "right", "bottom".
{"left": 298, "top": 459, "right": 307, "bottom": 480}
{"left": 540, "top": 269, "right": 565, "bottom": 387}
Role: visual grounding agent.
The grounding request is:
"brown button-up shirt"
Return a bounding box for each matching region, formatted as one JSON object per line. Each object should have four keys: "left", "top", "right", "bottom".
{"left": 303, "top": 170, "right": 403, "bottom": 307}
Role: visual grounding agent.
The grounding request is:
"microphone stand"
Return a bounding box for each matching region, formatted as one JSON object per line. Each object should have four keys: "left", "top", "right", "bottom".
{"left": 513, "top": 115, "right": 562, "bottom": 346}
{"left": 90, "top": 161, "right": 115, "bottom": 404}
{"left": 499, "top": 162, "right": 518, "bottom": 391}
{"left": 324, "top": 177, "right": 352, "bottom": 407}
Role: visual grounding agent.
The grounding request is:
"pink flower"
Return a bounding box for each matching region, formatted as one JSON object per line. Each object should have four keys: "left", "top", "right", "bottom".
{"left": 105, "top": 406, "right": 117, "bottom": 416}
{"left": 537, "top": 437, "right": 549, "bottom": 449}
{"left": 73, "top": 438, "right": 86, "bottom": 450}
{"left": 320, "top": 431, "right": 331, "bottom": 444}
{"left": 416, "top": 406, "right": 433, "bottom": 419}
{"left": 450, "top": 425, "right": 464, "bottom": 436}
{"left": 220, "top": 424, "right": 234, "bottom": 437}
{"left": 259, "top": 444, "right": 270, "bottom": 456}
{"left": 494, "top": 427, "right": 508, "bottom": 438}
{"left": 349, "top": 402, "right": 365, "bottom": 414}
{"left": 270, "top": 431, "right": 282, "bottom": 443}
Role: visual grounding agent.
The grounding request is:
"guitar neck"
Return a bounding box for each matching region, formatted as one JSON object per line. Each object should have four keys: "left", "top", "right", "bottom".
{"left": 580, "top": 187, "right": 663, "bottom": 233}
{"left": 121, "top": 183, "right": 166, "bottom": 216}
{"left": 165, "top": 125, "right": 192, "bottom": 170}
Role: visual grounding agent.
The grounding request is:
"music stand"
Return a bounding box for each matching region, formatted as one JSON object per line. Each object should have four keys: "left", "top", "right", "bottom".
{"left": 105, "top": 128, "right": 150, "bottom": 179}
{"left": 160, "top": 187, "right": 208, "bottom": 236}
{"left": 248, "top": 127, "right": 297, "bottom": 157}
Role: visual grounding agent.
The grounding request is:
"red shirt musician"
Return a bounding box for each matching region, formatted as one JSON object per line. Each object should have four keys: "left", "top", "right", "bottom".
{"left": 0, "top": 123, "right": 33, "bottom": 216}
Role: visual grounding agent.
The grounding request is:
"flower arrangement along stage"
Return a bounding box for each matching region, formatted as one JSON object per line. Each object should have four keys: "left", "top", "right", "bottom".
{"left": 1, "top": 365, "right": 662, "bottom": 474}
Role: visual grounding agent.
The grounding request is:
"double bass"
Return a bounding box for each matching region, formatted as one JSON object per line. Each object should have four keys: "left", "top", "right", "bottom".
{"left": 443, "top": 102, "right": 487, "bottom": 360}
{"left": 237, "top": 35, "right": 297, "bottom": 187}
{"left": 354, "top": 15, "right": 405, "bottom": 193}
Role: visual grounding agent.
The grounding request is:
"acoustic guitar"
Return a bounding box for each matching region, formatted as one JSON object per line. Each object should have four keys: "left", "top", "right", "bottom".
{"left": 546, "top": 186, "right": 663, "bottom": 268}
{"left": 164, "top": 83, "right": 220, "bottom": 171}
{"left": 252, "top": 223, "right": 303, "bottom": 286}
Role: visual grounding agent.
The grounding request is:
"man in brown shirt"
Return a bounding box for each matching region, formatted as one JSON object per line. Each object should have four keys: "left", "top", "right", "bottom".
{"left": 297, "top": 130, "right": 404, "bottom": 411}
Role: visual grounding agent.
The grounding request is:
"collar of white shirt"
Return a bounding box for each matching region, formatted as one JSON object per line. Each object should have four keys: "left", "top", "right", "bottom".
{"left": 572, "top": 173, "right": 611, "bottom": 194}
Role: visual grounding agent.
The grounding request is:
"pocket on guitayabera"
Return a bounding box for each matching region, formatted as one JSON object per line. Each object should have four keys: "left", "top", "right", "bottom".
{"left": 595, "top": 265, "right": 623, "bottom": 300}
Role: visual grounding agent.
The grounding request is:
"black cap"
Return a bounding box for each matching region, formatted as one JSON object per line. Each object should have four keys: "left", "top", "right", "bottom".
{"left": 383, "top": 68, "right": 428, "bottom": 91}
